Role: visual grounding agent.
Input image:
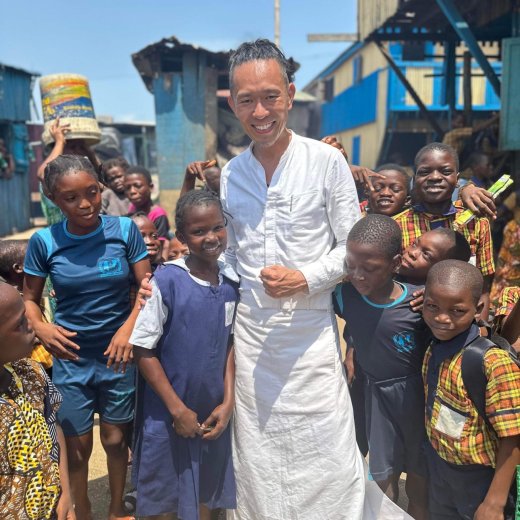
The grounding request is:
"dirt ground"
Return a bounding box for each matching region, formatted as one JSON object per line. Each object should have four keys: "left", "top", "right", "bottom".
{"left": 88, "top": 418, "right": 131, "bottom": 519}
{"left": 88, "top": 417, "right": 409, "bottom": 520}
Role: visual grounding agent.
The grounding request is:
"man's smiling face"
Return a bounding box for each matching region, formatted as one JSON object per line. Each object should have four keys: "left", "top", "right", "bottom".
{"left": 228, "top": 59, "right": 295, "bottom": 151}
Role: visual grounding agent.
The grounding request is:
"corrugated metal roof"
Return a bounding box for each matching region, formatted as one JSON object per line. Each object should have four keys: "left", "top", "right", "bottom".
{"left": 132, "top": 35, "right": 300, "bottom": 93}
{"left": 132, "top": 36, "right": 230, "bottom": 93}
{"left": 358, "top": 0, "right": 512, "bottom": 42}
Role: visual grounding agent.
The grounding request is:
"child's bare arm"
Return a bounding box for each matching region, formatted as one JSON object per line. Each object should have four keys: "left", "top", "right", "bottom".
{"left": 104, "top": 258, "right": 151, "bottom": 372}
{"left": 23, "top": 274, "right": 80, "bottom": 360}
{"left": 135, "top": 347, "right": 202, "bottom": 438}
{"left": 180, "top": 159, "right": 216, "bottom": 198}
{"left": 37, "top": 118, "right": 70, "bottom": 181}
{"left": 480, "top": 275, "right": 493, "bottom": 323}
{"left": 55, "top": 424, "right": 75, "bottom": 520}
{"left": 474, "top": 435, "right": 520, "bottom": 520}
{"left": 202, "top": 342, "right": 235, "bottom": 440}
{"left": 344, "top": 346, "right": 355, "bottom": 385}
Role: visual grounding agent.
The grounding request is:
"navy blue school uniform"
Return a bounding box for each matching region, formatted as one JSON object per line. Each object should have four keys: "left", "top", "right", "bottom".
{"left": 131, "top": 260, "right": 239, "bottom": 519}
{"left": 334, "top": 281, "right": 430, "bottom": 481}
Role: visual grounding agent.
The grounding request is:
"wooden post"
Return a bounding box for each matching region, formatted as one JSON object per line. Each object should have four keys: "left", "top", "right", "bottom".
{"left": 463, "top": 50, "right": 473, "bottom": 126}
{"left": 274, "top": 0, "right": 280, "bottom": 47}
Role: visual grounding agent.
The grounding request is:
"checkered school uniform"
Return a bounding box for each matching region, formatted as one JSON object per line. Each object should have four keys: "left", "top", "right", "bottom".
{"left": 422, "top": 342, "right": 520, "bottom": 467}
{"left": 495, "top": 286, "right": 520, "bottom": 320}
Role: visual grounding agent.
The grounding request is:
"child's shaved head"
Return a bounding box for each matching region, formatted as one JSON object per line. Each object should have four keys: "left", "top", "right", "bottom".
{"left": 347, "top": 214, "right": 402, "bottom": 259}
{"left": 426, "top": 260, "right": 483, "bottom": 305}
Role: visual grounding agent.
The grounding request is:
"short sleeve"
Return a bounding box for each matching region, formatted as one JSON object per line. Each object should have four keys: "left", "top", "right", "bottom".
{"left": 475, "top": 217, "right": 495, "bottom": 276}
{"left": 484, "top": 349, "right": 520, "bottom": 438}
{"left": 332, "top": 284, "right": 344, "bottom": 317}
{"left": 24, "top": 230, "right": 51, "bottom": 278}
{"left": 120, "top": 217, "right": 148, "bottom": 264}
{"left": 130, "top": 279, "right": 168, "bottom": 350}
{"left": 101, "top": 190, "right": 110, "bottom": 215}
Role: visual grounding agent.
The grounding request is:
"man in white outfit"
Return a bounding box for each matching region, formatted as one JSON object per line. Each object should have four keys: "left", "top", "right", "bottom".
{"left": 221, "top": 39, "right": 366, "bottom": 519}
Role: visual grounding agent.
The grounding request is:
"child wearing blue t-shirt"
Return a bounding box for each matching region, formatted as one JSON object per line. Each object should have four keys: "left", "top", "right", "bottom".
{"left": 130, "top": 190, "right": 238, "bottom": 520}
{"left": 24, "top": 154, "right": 151, "bottom": 520}
{"left": 334, "top": 214, "right": 429, "bottom": 520}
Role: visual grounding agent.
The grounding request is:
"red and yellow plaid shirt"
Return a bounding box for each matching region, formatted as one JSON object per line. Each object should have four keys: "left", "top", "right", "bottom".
{"left": 422, "top": 338, "right": 520, "bottom": 467}
{"left": 494, "top": 286, "right": 520, "bottom": 320}
{"left": 393, "top": 205, "right": 495, "bottom": 276}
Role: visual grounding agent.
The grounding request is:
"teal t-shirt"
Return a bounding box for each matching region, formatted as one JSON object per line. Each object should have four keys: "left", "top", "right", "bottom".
{"left": 24, "top": 215, "right": 147, "bottom": 351}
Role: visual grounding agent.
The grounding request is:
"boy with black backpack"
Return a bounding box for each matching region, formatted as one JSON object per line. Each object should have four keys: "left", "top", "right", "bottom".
{"left": 422, "top": 259, "right": 520, "bottom": 519}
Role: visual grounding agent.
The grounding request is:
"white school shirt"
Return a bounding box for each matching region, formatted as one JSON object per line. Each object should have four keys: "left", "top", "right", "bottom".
{"left": 129, "top": 257, "right": 239, "bottom": 350}
{"left": 220, "top": 131, "right": 361, "bottom": 309}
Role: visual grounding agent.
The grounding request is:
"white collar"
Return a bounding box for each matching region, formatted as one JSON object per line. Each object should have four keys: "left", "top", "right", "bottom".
{"left": 164, "top": 256, "right": 239, "bottom": 283}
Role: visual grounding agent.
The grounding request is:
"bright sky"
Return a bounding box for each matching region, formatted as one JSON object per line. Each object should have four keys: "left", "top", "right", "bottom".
{"left": 1, "top": 0, "right": 356, "bottom": 122}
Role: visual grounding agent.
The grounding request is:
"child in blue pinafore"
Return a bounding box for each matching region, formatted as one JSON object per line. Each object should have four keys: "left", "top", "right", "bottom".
{"left": 130, "top": 190, "right": 239, "bottom": 520}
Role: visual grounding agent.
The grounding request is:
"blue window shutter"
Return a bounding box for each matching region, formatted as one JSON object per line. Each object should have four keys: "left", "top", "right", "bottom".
{"left": 352, "top": 135, "right": 361, "bottom": 165}
{"left": 11, "top": 123, "right": 29, "bottom": 172}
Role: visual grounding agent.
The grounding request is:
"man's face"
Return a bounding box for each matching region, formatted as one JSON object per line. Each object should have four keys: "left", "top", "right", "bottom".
{"left": 228, "top": 59, "right": 295, "bottom": 151}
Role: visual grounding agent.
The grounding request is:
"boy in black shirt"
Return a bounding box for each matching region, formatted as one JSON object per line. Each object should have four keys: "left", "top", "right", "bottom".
{"left": 334, "top": 214, "right": 428, "bottom": 520}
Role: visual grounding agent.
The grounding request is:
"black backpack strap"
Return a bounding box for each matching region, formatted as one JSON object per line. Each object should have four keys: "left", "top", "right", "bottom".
{"left": 461, "top": 336, "right": 495, "bottom": 432}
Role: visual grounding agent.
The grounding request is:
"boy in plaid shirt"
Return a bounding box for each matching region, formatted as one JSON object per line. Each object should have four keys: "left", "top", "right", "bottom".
{"left": 393, "top": 143, "right": 494, "bottom": 319}
{"left": 422, "top": 260, "right": 519, "bottom": 519}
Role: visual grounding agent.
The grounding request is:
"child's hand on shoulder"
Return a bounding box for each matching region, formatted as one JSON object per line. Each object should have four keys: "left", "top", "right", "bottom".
{"left": 410, "top": 287, "right": 425, "bottom": 313}
{"left": 201, "top": 403, "right": 234, "bottom": 441}
{"left": 172, "top": 406, "right": 203, "bottom": 438}
{"left": 137, "top": 272, "right": 153, "bottom": 309}
{"left": 36, "top": 323, "right": 80, "bottom": 361}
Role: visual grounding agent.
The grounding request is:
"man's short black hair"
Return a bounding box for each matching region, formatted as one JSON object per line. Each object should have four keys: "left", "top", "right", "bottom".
{"left": 228, "top": 39, "right": 295, "bottom": 93}
{"left": 414, "top": 142, "right": 459, "bottom": 172}
{"left": 0, "top": 239, "right": 28, "bottom": 279}
{"left": 426, "top": 259, "right": 483, "bottom": 305}
{"left": 125, "top": 165, "right": 152, "bottom": 185}
{"left": 429, "top": 228, "right": 471, "bottom": 262}
{"left": 347, "top": 214, "right": 402, "bottom": 259}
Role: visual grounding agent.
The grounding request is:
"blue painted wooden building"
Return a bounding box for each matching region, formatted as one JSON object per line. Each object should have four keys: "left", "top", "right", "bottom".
{"left": 304, "top": 40, "right": 501, "bottom": 167}
{"left": 0, "top": 63, "right": 38, "bottom": 236}
{"left": 132, "top": 37, "right": 229, "bottom": 218}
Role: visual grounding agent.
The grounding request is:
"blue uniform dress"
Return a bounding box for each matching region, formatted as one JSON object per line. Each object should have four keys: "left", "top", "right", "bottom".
{"left": 131, "top": 261, "right": 239, "bottom": 519}
{"left": 24, "top": 216, "right": 148, "bottom": 435}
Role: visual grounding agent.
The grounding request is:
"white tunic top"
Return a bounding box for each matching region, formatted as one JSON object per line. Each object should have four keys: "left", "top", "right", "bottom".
{"left": 221, "top": 131, "right": 360, "bottom": 308}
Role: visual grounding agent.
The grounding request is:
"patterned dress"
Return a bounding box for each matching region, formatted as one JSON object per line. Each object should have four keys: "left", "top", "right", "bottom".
{"left": 0, "top": 359, "right": 62, "bottom": 520}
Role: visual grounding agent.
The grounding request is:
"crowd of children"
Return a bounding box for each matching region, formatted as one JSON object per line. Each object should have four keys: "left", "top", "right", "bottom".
{"left": 0, "top": 125, "right": 519, "bottom": 520}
